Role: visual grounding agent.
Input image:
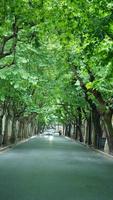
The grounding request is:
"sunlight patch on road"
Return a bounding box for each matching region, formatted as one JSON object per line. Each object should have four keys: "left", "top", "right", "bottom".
{"left": 43, "top": 135, "right": 54, "bottom": 142}
{"left": 49, "top": 136, "right": 54, "bottom": 141}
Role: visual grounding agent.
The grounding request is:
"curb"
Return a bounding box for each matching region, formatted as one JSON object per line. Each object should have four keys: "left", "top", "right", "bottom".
{"left": 90, "top": 147, "right": 113, "bottom": 159}
{"left": 0, "top": 135, "right": 37, "bottom": 153}
{"left": 65, "top": 136, "right": 113, "bottom": 159}
{"left": 78, "top": 141, "right": 113, "bottom": 159}
{"left": 0, "top": 145, "right": 12, "bottom": 152}
{"left": 77, "top": 141, "right": 113, "bottom": 159}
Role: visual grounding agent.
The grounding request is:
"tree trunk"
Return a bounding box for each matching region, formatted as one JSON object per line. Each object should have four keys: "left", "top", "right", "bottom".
{"left": 76, "top": 108, "right": 83, "bottom": 142}
{"left": 23, "top": 120, "right": 28, "bottom": 138}
{"left": 63, "top": 124, "right": 65, "bottom": 135}
{"left": 18, "top": 121, "right": 23, "bottom": 140}
{"left": 10, "top": 117, "right": 17, "bottom": 143}
{"left": 65, "top": 124, "right": 68, "bottom": 136}
{"left": 79, "top": 110, "right": 83, "bottom": 142}
{"left": 28, "top": 123, "right": 32, "bottom": 137}
{"left": 103, "top": 111, "right": 113, "bottom": 153}
{"left": 0, "top": 116, "right": 3, "bottom": 135}
{"left": 73, "top": 122, "right": 76, "bottom": 134}
{"left": 0, "top": 116, "right": 3, "bottom": 146}
{"left": 64, "top": 123, "right": 72, "bottom": 137}
{"left": 2, "top": 115, "right": 9, "bottom": 145}
{"left": 87, "top": 113, "right": 92, "bottom": 145}
{"left": 75, "top": 118, "right": 78, "bottom": 140}
{"left": 92, "top": 108, "right": 103, "bottom": 149}
{"left": 68, "top": 123, "right": 72, "bottom": 137}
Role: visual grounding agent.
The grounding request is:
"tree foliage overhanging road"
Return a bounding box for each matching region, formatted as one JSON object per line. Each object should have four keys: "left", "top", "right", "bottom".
{"left": 0, "top": 0, "right": 113, "bottom": 153}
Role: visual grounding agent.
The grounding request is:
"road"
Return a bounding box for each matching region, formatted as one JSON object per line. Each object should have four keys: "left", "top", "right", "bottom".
{"left": 0, "top": 133, "right": 113, "bottom": 200}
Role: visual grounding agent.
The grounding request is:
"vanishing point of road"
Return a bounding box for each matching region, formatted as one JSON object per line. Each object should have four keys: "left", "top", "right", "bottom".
{"left": 0, "top": 133, "right": 113, "bottom": 200}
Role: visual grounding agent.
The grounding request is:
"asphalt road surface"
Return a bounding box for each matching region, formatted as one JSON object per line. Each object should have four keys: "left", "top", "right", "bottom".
{"left": 0, "top": 134, "right": 113, "bottom": 200}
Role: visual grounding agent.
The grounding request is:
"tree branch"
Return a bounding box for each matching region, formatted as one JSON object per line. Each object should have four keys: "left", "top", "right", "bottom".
{"left": 0, "top": 17, "right": 18, "bottom": 64}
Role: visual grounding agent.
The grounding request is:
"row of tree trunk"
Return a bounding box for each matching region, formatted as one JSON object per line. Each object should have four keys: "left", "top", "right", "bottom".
{"left": 63, "top": 107, "right": 113, "bottom": 154}
{"left": 0, "top": 113, "right": 43, "bottom": 147}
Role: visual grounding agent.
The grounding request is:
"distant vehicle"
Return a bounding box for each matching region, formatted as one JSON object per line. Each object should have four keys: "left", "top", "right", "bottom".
{"left": 43, "top": 129, "right": 54, "bottom": 136}
{"left": 44, "top": 133, "right": 53, "bottom": 136}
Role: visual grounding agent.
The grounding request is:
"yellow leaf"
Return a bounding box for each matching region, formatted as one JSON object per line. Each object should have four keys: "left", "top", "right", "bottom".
{"left": 86, "top": 82, "right": 93, "bottom": 90}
